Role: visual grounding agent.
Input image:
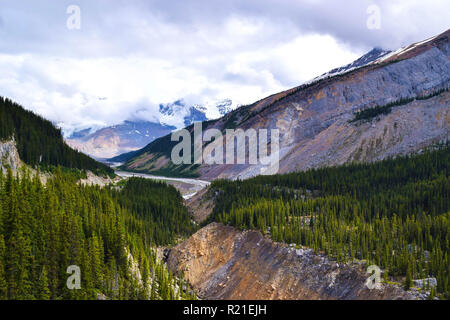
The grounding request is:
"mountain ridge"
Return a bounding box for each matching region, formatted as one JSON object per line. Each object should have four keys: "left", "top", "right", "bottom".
{"left": 0, "top": 96, "right": 114, "bottom": 176}
{"left": 116, "top": 29, "right": 450, "bottom": 180}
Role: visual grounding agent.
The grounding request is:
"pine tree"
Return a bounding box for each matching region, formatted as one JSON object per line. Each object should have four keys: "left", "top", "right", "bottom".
{"left": 37, "top": 266, "right": 51, "bottom": 300}
{"left": 404, "top": 264, "right": 413, "bottom": 291}
{"left": 0, "top": 235, "right": 7, "bottom": 299}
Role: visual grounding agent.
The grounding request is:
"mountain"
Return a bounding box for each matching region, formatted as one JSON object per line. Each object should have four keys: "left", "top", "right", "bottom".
{"left": 212, "top": 99, "right": 234, "bottom": 116}
{"left": 159, "top": 100, "right": 208, "bottom": 127}
{"left": 116, "top": 29, "right": 450, "bottom": 179}
{"left": 67, "top": 99, "right": 236, "bottom": 159}
{"left": 66, "top": 121, "right": 176, "bottom": 160}
{"left": 2, "top": 29, "right": 448, "bottom": 302}
{"left": 158, "top": 98, "right": 236, "bottom": 127}
{"left": 0, "top": 97, "right": 114, "bottom": 176}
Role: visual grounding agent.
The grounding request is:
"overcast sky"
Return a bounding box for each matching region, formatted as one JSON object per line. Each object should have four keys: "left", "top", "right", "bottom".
{"left": 0, "top": 0, "right": 449, "bottom": 133}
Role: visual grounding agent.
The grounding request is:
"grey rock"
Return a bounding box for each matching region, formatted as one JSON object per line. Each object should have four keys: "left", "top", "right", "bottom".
{"left": 0, "top": 139, "right": 21, "bottom": 173}
{"left": 413, "top": 278, "right": 437, "bottom": 289}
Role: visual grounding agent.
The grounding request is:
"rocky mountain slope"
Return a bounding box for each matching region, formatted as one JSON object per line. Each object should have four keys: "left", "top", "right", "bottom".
{"left": 167, "top": 223, "right": 424, "bottom": 300}
{"left": 118, "top": 29, "right": 450, "bottom": 180}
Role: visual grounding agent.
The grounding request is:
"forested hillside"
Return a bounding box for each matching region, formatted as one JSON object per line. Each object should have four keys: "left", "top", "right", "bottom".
{"left": 207, "top": 145, "right": 449, "bottom": 298}
{"left": 0, "top": 97, "right": 113, "bottom": 176}
{"left": 113, "top": 177, "right": 197, "bottom": 245}
{"left": 0, "top": 168, "right": 196, "bottom": 300}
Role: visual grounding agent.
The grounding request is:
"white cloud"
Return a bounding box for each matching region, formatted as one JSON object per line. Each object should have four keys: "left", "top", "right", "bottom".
{"left": 0, "top": 0, "right": 448, "bottom": 134}
{"left": 0, "top": 29, "right": 362, "bottom": 134}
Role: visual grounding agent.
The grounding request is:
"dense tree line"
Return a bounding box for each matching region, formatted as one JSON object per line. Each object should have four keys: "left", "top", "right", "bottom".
{"left": 0, "top": 168, "right": 196, "bottom": 300}
{"left": 350, "top": 87, "right": 449, "bottom": 123}
{"left": 112, "top": 177, "right": 197, "bottom": 246}
{"left": 208, "top": 145, "right": 449, "bottom": 298}
{"left": 0, "top": 97, "right": 113, "bottom": 177}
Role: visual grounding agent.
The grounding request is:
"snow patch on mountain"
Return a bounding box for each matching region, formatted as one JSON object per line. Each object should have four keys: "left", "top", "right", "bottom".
{"left": 303, "top": 48, "right": 392, "bottom": 86}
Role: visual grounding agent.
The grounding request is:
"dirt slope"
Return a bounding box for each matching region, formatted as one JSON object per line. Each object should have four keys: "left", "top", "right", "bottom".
{"left": 167, "top": 223, "right": 423, "bottom": 300}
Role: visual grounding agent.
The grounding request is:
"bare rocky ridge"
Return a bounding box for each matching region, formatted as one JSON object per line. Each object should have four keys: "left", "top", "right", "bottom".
{"left": 122, "top": 29, "right": 450, "bottom": 180}
{"left": 167, "top": 223, "right": 424, "bottom": 300}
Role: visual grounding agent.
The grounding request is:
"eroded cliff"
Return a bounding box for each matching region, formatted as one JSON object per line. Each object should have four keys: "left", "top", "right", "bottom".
{"left": 167, "top": 223, "right": 423, "bottom": 300}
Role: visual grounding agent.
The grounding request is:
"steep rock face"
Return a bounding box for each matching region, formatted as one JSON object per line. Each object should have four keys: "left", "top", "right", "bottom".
{"left": 167, "top": 223, "right": 421, "bottom": 300}
{"left": 121, "top": 30, "right": 450, "bottom": 180}
{"left": 198, "top": 32, "right": 450, "bottom": 180}
{"left": 0, "top": 139, "right": 21, "bottom": 173}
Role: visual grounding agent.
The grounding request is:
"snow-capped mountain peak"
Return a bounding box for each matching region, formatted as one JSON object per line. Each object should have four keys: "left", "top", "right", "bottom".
{"left": 158, "top": 98, "right": 236, "bottom": 127}
{"left": 65, "top": 97, "right": 237, "bottom": 159}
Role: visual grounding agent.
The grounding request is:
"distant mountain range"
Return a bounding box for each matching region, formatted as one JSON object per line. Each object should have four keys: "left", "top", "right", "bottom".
{"left": 66, "top": 121, "right": 176, "bottom": 160}
{"left": 66, "top": 99, "right": 236, "bottom": 159}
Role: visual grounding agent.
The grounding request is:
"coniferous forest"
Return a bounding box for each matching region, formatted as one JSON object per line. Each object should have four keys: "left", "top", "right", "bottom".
{"left": 207, "top": 145, "right": 449, "bottom": 298}
{"left": 1, "top": 97, "right": 448, "bottom": 300}
{"left": 0, "top": 97, "right": 113, "bottom": 177}
{"left": 0, "top": 168, "right": 196, "bottom": 300}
